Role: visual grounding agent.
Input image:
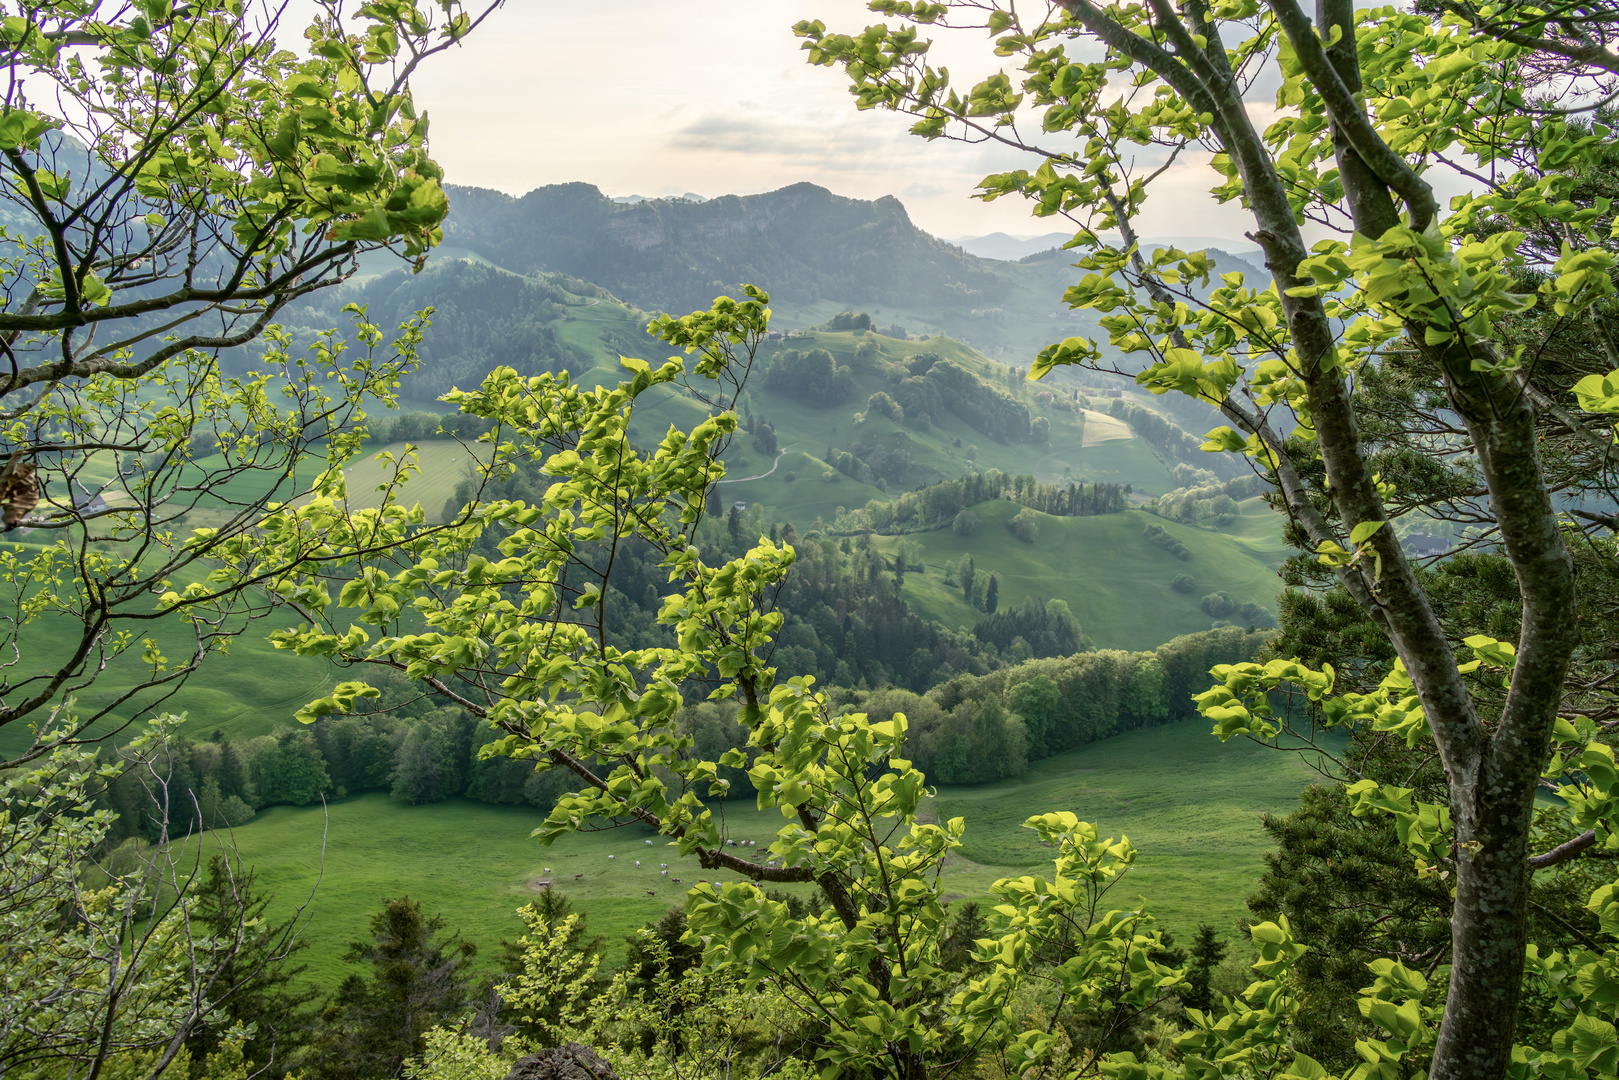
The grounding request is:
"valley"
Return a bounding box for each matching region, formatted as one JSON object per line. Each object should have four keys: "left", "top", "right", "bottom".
{"left": 206, "top": 720, "right": 1332, "bottom": 990}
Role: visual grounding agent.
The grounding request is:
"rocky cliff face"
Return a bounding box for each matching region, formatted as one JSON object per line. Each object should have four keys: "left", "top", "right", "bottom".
{"left": 442, "top": 181, "right": 1011, "bottom": 315}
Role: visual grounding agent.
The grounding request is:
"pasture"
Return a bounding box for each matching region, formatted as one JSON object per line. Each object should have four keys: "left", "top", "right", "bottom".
{"left": 311, "top": 440, "right": 490, "bottom": 522}
{"left": 0, "top": 549, "right": 337, "bottom": 761}
{"left": 882, "top": 502, "right": 1281, "bottom": 651}
{"left": 210, "top": 720, "right": 1326, "bottom": 992}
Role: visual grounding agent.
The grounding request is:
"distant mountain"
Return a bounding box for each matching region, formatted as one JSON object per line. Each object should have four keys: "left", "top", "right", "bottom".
{"left": 950, "top": 230, "right": 1263, "bottom": 263}
{"left": 610, "top": 192, "right": 708, "bottom": 205}
{"left": 947, "top": 231, "right": 1075, "bottom": 261}
{"left": 442, "top": 181, "right": 1014, "bottom": 316}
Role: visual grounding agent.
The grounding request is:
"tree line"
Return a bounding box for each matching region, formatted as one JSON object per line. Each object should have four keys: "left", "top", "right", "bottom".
{"left": 831, "top": 468, "right": 1128, "bottom": 534}
{"left": 857, "top": 625, "right": 1267, "bottom": 783}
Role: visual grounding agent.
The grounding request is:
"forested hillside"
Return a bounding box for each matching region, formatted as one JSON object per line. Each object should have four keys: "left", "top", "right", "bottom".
{"left": 441, "top": 181, "right": 1009, "bottom": 316}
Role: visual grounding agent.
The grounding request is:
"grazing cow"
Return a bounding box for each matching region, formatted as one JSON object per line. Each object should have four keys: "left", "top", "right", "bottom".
{"left": 608, "top": 855, "right": 615, "bottom": 860}
{"left": 574, "top": 874, "right": 584, "bottom": 880}
{"left": 645, "top": 839, "right": 653, "bottom": 845}
{"left": 635, "top": 860, "right": 641, "bottom": 868}
{"left": 544, "top": 867, "right": 551, "bottom": 873}
{"left": 646, "top": 890, "right": 656, "bottom": 896}
{"left": 661, "top": 869, "right": 669, "bottom": 876}
{"left": 673, "top": 878, "right": 681, "bottom": 883}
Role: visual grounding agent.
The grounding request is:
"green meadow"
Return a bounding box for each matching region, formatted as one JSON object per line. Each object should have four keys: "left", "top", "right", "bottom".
{"left": 0, "top": 545, "right": 337, "bottom": 762}
{"left": 209, "top": 719, "right": 1326, "bottom": 992}
{"left": 878, "top": 502, "right": 1281, "bottom": 651}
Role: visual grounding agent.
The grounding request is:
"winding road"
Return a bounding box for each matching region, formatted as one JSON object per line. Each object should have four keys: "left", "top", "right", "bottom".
{"left": 717, "top": 444, "right": 798, "bottom": 484}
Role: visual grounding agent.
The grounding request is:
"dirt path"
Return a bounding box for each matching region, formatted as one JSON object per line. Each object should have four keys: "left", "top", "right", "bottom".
{"left": 717, "top": 445, "right": 797, "bottom": 484}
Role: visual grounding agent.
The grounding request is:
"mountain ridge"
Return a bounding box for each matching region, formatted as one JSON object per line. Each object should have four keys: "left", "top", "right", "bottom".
{"left": 442, "top": 180, "right": 1012, "bottom": 317}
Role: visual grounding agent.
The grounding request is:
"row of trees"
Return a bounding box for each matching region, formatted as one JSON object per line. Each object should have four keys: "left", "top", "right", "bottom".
{"left": 856, "top": 624, "right": 1270, "bottom": 778}
{"left": 1090, "top": 396, "right": 1248, "bottom": 480}
{"left": 832, "top": 468, "right": 1129, "bottom": 534}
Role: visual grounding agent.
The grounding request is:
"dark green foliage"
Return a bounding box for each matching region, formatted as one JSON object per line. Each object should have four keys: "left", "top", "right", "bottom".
{"left": 765, "top": 347, "right": 855, "bottom": 404}
{"left": 1171, "top": 574, "right": 1196, "bottom": 594}
{"left": 922, "top": 359, "right": 1031, "bottom": 442}
{"left": 389, "top": 709, "right": 474, "bottom": 806}
{"left": 1245, "top": 784, "right": 1454, "bottom": 1068}
{"left": 186, "top": 856, "right": 318, "bottom": 1075}
{"left": 294, "top": 262, "right": 577, "bottom": 398}
{"left": 1179, "top": 925, "right": 1227, "bottom": 1015}
{"left": 753, "top": 422, "right": 778, "bottom": 455}
{"left": 823, "top": 311, "right": 873, "bottom": 331}
{"left": 940, "top": 901, "right": 988, "bottom": 972}
{"left": 250, "top": 730, "right": 332, "bottom": 808}
{"left": 1200, "top": 591, "right": 1237, "bottom": 619}
{"left": 984, "top": 574, "right": 999, "bottom": 614}
{"left": 973, "top": 596, "right": 1086, "bottom": 657}
{"left": 309, "top": 897, "right": 477, "bottom": 1080}
{"left": 952, "top": 509, "right": 978, "bottom": 537}
{"left": 1142, "top": 523, "right": 1192, "bottom": 561}
{"left": 1098, "top": 397, "right": 1245, "bottom": 479}
{"left": 837, "top": 471, "right": 1126, "bottom": 535}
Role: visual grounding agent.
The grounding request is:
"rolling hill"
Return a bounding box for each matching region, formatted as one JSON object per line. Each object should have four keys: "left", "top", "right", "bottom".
{"left": 876, "top": 502, "right": 1282, "bottom": 651}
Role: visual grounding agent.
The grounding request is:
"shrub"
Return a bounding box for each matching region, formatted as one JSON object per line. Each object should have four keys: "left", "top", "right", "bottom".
{"left": 1200, "top": 591, "right": 1237, "bottom": 619}
{"left": 1008, "top": 508, "right": 1040, "bottom": 544}
{"left": 783, "top": 471, "right": 796, "bottom": 482}
{"left": 1143, "top": 523, "right": 1192, "bottom": 561}
{"left": 1171, "top": 574, "right": 1196, "bottom": 593}
{"left": 953, "top": 509, "right": 979, "bottom": 537}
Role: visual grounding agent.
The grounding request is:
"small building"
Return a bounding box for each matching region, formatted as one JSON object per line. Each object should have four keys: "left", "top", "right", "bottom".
{"left": 732, "top": 501, "right": 747, "bottom": 511}
{"left": 72, "top": 482, "right": 106, "bottom": 516}
{"left": 1105, "top": 389, "right": 1123, "bottom": 399}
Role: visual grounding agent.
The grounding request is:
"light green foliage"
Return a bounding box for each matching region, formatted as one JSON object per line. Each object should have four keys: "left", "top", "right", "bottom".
{"left": 245, "top": 288, "right": 1286, "bottom": 1076}
{"left": 406, "top": 905, "right": 815, "bottom": 1080}
{"left": 1189, "top": 657, "right": 1619, "bottom": 1073}
{"left": 0, "top": 0, "right": 498, "bottom": 768}
{"left": 0, "top": 723, "right": 241, "bottom": 1080}
{"left": 794, "top": 0, "right": 1616, "bottom": 1072}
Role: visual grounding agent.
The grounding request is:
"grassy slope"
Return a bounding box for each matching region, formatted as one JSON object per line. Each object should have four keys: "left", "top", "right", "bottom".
{"left": 879, "top": 502, "right": 1280, "bottom": 651}
{"left": 216, "top": 720, "right": 1324, "bottom": 992}
{"left": 0, "top": 547, "right": 337, "bottom": 760}
{"left": 312, "top": 440, "right": 489, "bottom": 523}
{"left": 930, "top": 720, "right": 1331, "bottom": 935}
{"left": 717, "top": 331, "right": 1177, "bottom": 530}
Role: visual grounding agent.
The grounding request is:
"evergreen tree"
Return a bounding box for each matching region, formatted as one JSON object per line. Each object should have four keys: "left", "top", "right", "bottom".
{"left": 310, "top": 897, "right": 477, "bottom": 1080}
{"left": 984, "top": 573, "right": 999, "bottom": 614}
{"left": 1180, "top": 924, "right": 1228, "bottom": 1015}
{"left": 186, "top": 856, "right": 318, "bottom": 1075}
{"left": 961, "top": 557, "right": 976, "bottom": 606}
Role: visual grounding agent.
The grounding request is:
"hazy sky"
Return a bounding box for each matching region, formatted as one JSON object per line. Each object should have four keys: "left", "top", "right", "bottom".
{"left": 390, "top": 1, "right": 1261, "bottom": 243}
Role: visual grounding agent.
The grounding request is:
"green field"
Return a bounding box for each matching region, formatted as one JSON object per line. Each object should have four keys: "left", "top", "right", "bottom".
{"left": 0, "top": 547, "right": 338, "bottom": 761}
{"left": 880, "top": 502, "right": 1281, "bottom": 651}
{"left": 311, "top": 440, "right": 490, "bottom": 522}
{"left": 210, "top": 719, "right": 1325, "bottom": 992}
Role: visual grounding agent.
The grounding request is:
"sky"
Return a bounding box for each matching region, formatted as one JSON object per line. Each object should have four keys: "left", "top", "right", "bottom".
{"left": 383, "top": 1, "right": 1264, "bottom": 245}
